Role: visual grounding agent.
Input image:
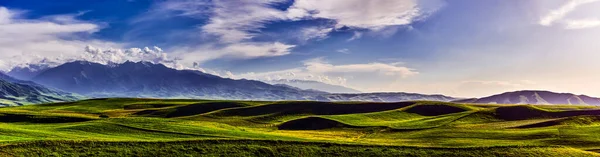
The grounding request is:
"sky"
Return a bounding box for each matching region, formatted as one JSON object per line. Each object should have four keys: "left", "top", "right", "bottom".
{"left": 1, "top": 0, "right": 600, "bottom": 98}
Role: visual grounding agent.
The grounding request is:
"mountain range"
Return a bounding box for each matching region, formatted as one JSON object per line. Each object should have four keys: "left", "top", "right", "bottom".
{"left": 315, "top": 92, "right": 456, "bottom": 102}
{"left": 0, "top": 73, "right": 80, "bottom": 106}
{"left": 5, "top": 61, "right": 458, "bottom": 102}
{"left": 4, "top": 60, "right": 600, "bottom": 106}
{"left": 29, "top": 61, "right": 324, "bottom": 100}
{"left": 453, "top": 90, "right": 600, "bottom": 105}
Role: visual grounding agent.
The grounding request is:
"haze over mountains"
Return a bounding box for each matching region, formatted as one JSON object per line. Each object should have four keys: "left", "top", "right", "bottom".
{"left": 2, "top": 60, "right": 600, "bottom": 106}
{"left": 315, "top": 93, "right": 456, "bottom": 102}
{"left": 30, "top": 61, "right": 324, "bottom": 100}
{"left": 2, "top": 61, "right": 457, "bottom": 102}
{"left": 454, "top": 90, "right": 600, "bottom": 106}
{"left": 0, "top": 73, "right": 80, "bottom": 106}
{"left": 267, "top": 79, "right": 361, "bottom": 93}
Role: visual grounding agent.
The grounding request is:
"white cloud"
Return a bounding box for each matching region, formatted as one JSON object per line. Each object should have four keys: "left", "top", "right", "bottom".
{"left": 150, "top": 0, "right": 297, "bottom": 65}
{"left": 221, "top": 42, "right": 295, "bottom": 58}
{"left": 149, "top": 0, "right": 444, "bottom": 65}
{"left": 564, "top": 18, "right": 600, "bottom": 29}
{"left": 0, "top": 6, "right": 124, "bottom": 71}
{"left": 0, "top": 7, "right": 15, "bottom": 24}
{"left": 201, "top": 0, "right": 288, "bottom": 43}
{"left": 287, "top": 0, "right": 443, "bottom": 30}
{"left": 336, "top": 48, "right": 350, "bottom": 54}
{"left": 81, "top": 45, "right": 174, "bottom": 65}
{"left": 303, "top": 58, "right": 418, "bottom": 78}
{"left": 300, "top": 27, "right": 333, "bottom": 41}
{"left": 225, "top": 58, "right": 418, "bottom": 90}
{"left": 0, "top": 6, "right": 190, "bottom": 71}
{"left": 539, "top": 0, "right": 600, "bottom": 29}
{"left": 172, "top": 42, "right": 295, "bottom": 67}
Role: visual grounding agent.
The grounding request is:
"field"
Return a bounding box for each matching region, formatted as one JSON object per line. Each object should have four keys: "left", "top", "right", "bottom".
{"left": 0, "top": 98, "right": 600, "bottom": 156}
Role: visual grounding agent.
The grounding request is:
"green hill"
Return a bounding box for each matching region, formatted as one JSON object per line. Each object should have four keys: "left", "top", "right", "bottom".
{"left": 1, "top": 98, "right": 600, "bottom": 156}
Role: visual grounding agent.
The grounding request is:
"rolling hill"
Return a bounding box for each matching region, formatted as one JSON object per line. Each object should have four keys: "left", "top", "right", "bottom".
{"left": 454, "top": 90, "right": 600, "bottom": 105}
{"left": 0, "top": 98, "right": 599, "bottom": 156}
{"left": 0, "top": 73, "right": 80, "bottom": 106}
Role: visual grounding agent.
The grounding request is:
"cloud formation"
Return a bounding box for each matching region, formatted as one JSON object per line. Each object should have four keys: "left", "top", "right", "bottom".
{"left": 287, "top": 0, "right": 443, "bottom": 30}
{"left": 564, "top": 18, "right": 600, "bottom": 29}
{"left": 152, "top": 0, "right": 442, "bottom": 65}
{"left": 0, "top": 6, "right": 122, "bottom": 70}
{"left": 149, "top": 0, "right": 297, "bottom": 66}
{"left": 226, "top": 58, "right": 418, "bottom": 90}
{"left": 300, "top": 27, "right": 333, "bottom": 41}
{"left": 304, "top": 58, "right": 418, "bottom": 78}
{"left": 201, "top": 0, "right": 288, "bottom": 43}
{"left": 0, "top": 6, "right": 188, "bottom": 71}
{"left": 2, "top": 2, "right": 420, "bottom": 90}
{"left": 539, "top": 0, "right": 600, "bottom": 29}
{"left": 82, "top": 45, "right": 174, "bottom": 65}
{"left": 336, "top": 49, "right": 350, "bottom": 54}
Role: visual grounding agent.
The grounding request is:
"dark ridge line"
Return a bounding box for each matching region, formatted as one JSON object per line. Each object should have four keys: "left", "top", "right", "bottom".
{"left": 0, "top": 139, "right": 570, "bottom": 150}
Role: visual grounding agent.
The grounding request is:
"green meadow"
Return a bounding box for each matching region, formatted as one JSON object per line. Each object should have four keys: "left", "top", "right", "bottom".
{"left": 0, "top": 98, "right": 600, "bottom": 156}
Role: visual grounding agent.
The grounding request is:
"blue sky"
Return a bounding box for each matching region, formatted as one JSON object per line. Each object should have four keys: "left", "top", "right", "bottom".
{"left": 1, "top": 0, "right": 600, "bottom": 97}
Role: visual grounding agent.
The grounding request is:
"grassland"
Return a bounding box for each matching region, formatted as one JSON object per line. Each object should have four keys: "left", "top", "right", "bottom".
{"left": 0, "top": 98, "right": 600, "bottom": 156}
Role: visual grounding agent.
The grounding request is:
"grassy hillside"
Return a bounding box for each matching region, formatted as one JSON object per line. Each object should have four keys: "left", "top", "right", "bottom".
{"left": 0, "top": 98, "right": 600, "bottom": 156}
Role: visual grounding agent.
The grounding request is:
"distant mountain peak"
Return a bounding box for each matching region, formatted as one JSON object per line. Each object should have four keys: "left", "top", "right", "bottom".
{"left": 454, "top": 90, "right": 600, "bottom": 105}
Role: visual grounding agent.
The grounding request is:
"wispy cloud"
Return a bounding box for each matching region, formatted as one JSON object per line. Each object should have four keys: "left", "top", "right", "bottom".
{"left": 146, "top": 0, "right": 297, "bottom": 66}
{"left": 144, "top": 0, "right": 443, "bottom": 66}
{"left": 564, "top": 18, "right": 600, "bottom": 29}
{"left": 299, "top": 27, "right": 333, "bottom": 41}
{"left": 336, "top": 49, "right": 350, "bottom": 54}
{"left": 201, "top": 0, "right": 288, "bottom": 43}
{"left": 225, "top": 57, "right": 418, "bottom": 90}
{"left": 170, "top": 42, "right": 295, "bottom": 69}
{"left": 347, "top": 31, "right": 363, "bottom": 41}
{"left": 219, "top": 42, "right": 295, "bottom": 58}
{"left": 303, "top": 58, "right": 418, "bottom": 78}
{"left": 539, "top": 0, "right": 600, "bottom": 29}
{"left": 287, "top": 0, "right": 443, "bottom": 30}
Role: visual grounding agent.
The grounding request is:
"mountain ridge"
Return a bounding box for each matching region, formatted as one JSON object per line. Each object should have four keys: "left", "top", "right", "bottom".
{"left": 16, "top": 61, "right": 600, "bottom": 105}
{"left": 31, "top": 61, "right": 325, "bottom": 100}
{"left": 0, "top": 73, "right": 81, "bottom": 106}
{"left": 453, "top": 90, "right": 600, "bottom": 105}
{"left": 28, "top": 61, "right": 459, "bottom": 102}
